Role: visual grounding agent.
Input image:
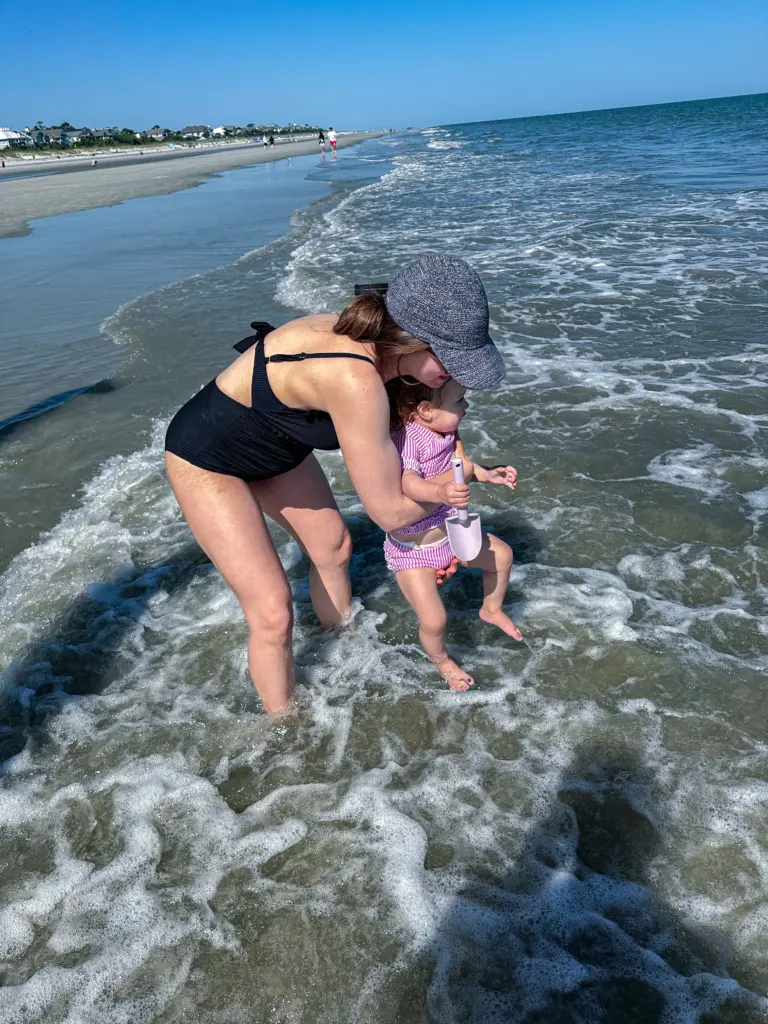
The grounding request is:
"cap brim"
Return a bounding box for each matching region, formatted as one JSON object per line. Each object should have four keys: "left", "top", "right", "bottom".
{"left": 433, "top": 336, "right": 506, "bottom": 390}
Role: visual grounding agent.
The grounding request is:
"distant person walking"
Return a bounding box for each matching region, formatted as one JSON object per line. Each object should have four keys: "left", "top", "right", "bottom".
{"left": 329, "top": 127, "right": 337, "bottom": 160}
{"left": 318, "top": 129, "right": 326, "bottom": 159}
{"left": 262, "top": 135, "right": 268, "bottom": 149}
{"left": 269, "top": 135, "right": 275, "bottom": 148}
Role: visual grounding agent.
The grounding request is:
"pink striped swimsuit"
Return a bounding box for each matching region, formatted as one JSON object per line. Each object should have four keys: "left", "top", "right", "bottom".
{"left": 384, "top": 421, "right": 456, "bottom": 574}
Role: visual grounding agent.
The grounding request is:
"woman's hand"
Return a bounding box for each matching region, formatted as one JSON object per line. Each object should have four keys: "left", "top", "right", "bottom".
{"left": 436, "top": 558, "right": 460, "bottom": 586}
{"left": 437, "top": 481, "right": 470, "bottom": 507}
{"left": 478, "top": 465, "right": 517, "bottom": 490}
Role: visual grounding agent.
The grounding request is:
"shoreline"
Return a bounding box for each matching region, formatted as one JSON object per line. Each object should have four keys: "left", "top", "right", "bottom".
{"left": 0, "top": 132, "right": 383, "bottom": 239}
{"left": 0, "top": 132, "right": 365, "bottom": 177}
{"left": 0, "top": 141, "right": 386, "bottom": 569}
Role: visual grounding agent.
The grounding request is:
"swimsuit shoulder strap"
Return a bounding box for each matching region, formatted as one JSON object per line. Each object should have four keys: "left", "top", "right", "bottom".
{"left": 251, "top": 342, "right": 375, "bottom": 410}
{"left": 264, "top": 351, "right": 375, "bottom": 365}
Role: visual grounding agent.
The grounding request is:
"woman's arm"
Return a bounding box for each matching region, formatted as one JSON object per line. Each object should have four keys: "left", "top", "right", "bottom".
{"left": 328, "top": 373, "right": 469, "bottom": 532}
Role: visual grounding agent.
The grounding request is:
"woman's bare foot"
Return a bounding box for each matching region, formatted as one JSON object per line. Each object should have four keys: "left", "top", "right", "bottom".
{"left": 479, "top": 606, "right": 523, "bottom": 640}
{"left": 433, "top": 656, "right": 475, "bottom": 692}
{"left": 267, "top": 698, "right": 296, "bottom": 721}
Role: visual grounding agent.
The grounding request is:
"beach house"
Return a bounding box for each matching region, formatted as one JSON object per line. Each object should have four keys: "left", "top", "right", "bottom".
{"left": 140, "top": 127, "right": 168, "bottom": 141}
{"left": 212, "top": 125, "right": 238, "bottom": 137}
{"left": 45, "top": 128, "right": 75, "bottom": 146}
{"left": 0, "top": 128, "right": 33, "bottom": 149}
{"left": 180, "top": 125, "right": 211, "bottom": 139}
{"left": 24, "top": 127, "right": 50, "bottom": 145}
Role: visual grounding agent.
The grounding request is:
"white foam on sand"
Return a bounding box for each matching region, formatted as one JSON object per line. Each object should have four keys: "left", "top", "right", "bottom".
{"left": 0, "top": 417, "right": 766, "bottom": 1019}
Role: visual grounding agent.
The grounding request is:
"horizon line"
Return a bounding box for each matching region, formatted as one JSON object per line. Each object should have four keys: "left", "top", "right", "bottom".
{"left": 435, "top": 89, "right": 767, "bottom": 130}
{"left": 10, "top": 88, "right": 766, "bottom": 136}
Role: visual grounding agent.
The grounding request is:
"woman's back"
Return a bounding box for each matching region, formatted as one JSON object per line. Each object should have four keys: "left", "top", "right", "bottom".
{"left": 215, "top": 314, "right": 375, "bottom": 414}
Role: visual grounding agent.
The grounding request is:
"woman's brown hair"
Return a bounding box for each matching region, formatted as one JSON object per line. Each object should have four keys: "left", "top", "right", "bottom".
{"left": 333, "top": 292, "right": 428, "bottom": 363}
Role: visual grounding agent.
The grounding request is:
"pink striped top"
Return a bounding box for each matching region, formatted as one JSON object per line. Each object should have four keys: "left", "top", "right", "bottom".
{"left": 392, "top": 420, "right": 455, "bottom": 535}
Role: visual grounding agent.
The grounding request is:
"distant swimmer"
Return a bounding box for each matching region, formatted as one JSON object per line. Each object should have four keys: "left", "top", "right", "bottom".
{"left": 329, "top": 127, "right": 337, "bottom": 160}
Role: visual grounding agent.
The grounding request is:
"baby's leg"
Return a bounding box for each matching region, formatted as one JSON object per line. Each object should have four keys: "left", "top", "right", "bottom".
{"left": 395, "top": 567, "right": 474, "bottom": 691}
{"left": 467, "top": 533, "right": 522, "bottom": 640}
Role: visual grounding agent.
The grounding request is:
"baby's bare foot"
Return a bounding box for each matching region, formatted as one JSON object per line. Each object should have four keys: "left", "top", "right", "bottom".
{"left": 479, "top": 606, "right": 523, "bottom": 640}
{"left": 434, "top": 656, "right": 475, "bottom": 692}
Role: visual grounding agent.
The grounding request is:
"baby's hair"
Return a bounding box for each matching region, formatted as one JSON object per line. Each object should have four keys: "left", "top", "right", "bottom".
{"left": 386, "top": 378, "right": 446, "bottom": 429}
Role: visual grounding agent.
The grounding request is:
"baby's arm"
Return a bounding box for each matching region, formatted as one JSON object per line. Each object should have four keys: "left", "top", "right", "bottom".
{"left": 396, "top": 424, "right": 470, "bottom": 509}
{"left": 455, "top": 435, "right": 517, "bottom": 490}
{"left": 401, "top": 470, "right": 469, "bottom": 509}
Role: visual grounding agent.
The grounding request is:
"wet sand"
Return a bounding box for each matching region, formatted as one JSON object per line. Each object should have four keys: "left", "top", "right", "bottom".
{"left": 0, "top": 133, "right": 381, "bottom": 239}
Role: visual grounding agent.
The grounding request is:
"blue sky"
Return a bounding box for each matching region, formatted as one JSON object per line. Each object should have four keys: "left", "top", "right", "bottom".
{"left": 3, "top": 0, "right": 766, "bottom": 129}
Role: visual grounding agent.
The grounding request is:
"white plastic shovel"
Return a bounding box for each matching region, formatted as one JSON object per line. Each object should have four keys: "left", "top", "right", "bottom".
{"left": 445, "top": 457, "right": 483, "bottom": 562}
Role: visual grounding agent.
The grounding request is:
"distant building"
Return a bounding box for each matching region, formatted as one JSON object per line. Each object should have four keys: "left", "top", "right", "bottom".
{"left": 0, "top": 128, "right": 33, "bottom": 149}
{"left": 24, "top": 128, "right": 50, "bottom": 145}
{"left": 180, "top": 125, "right": 211, "bottom": 139}
{"left": 140, "top": 127, "right": 167, "bottom": 141}
{"left": 45, "top": 128, "right": 74, "bottom": 146}
{"left": 91, "top": 129, "right": 117, "bottom": 140}
{"left": 212, "top": 125, "right": 237, "bottom": 137}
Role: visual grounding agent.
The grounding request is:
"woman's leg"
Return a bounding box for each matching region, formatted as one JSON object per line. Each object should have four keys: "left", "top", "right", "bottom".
{"left": 165, "top": 453, "right": 295, "bottom": 714}
{"left": 467, "top": 533, "right": 522, "bottom": 640}
{"left": 250, "top": 455, "right": 353, "bottom": 629}
{"left": 395, "top": 567, "right": 474, "bottom": 691}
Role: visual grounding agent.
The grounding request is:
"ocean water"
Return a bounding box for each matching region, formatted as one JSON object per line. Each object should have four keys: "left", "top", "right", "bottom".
{"left": 1, "top": 94, "right": 767, "bottom": 1023}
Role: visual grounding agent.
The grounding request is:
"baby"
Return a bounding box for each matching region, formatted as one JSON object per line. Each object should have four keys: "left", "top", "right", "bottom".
{"left": 386, "top": 377, "right": 522, "bottom": 691}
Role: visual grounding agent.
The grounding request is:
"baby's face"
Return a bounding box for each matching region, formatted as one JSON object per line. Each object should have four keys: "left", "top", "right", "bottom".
{"left": 430, "top": 379, "right": 468, "bottom": 433}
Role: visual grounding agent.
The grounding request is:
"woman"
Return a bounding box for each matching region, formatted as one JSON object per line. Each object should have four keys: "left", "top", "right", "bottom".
{"left": 165, "top": 255, "right": 505, "bottom": 714}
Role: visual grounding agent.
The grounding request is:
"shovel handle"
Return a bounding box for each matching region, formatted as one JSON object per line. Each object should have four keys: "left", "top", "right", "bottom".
{"left": 451, "top": 457, "right": 469, "bottom": 522}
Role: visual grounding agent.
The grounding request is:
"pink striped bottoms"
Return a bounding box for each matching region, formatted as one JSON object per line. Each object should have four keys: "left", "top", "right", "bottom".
{"left": 384, "top": 532, "right": 454, "bottom": 574}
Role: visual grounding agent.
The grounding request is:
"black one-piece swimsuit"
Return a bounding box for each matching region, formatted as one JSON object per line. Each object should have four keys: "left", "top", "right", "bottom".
{"left": 164, "top": 339, "right": 373, "bottom": 481}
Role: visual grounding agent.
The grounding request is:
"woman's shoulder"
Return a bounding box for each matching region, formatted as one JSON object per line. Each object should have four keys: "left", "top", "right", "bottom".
{"left": 269, "top": 313, "right": 337, "bottom": 343}
{"left": 269, "top": 314, "right": 375, "bottom": 358}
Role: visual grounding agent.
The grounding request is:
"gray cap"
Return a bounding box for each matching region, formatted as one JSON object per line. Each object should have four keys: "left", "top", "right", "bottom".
{"left": 385, "top": 254, "right": 505, "bottom": 389}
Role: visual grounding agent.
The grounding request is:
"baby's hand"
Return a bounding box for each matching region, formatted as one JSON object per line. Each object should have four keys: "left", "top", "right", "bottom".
{"left": 484, "top": 465, "right": 517, "bottom": 490}
{"left": 438, "top": 481, "right": 470, "bottom": 508}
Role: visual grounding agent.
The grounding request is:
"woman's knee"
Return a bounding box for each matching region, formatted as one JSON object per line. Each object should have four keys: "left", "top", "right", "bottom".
{"left": 312, "top": 525, "right": 353, "bottom": 573}
{"left": 244, "top": 592, "right": 294, "bottom": 646}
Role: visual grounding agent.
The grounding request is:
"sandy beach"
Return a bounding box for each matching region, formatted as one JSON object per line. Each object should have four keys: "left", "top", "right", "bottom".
{"left": 0, "top": 132, "right": 381, "bottom": 238}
